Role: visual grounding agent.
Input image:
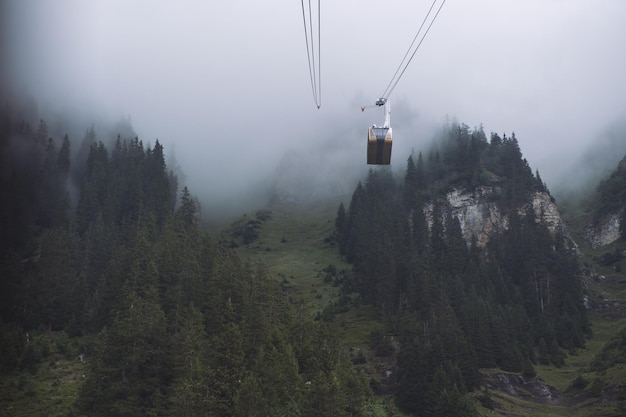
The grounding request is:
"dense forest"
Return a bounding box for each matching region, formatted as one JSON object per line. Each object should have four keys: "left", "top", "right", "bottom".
{"left": 0, "top": 96, "right": 600, "bottom": 416}
{"left": 0, "top": 104, "right": 374, "bottom": 416}
{"left": 335, "top": 123, "right": 589, "bottom": 415}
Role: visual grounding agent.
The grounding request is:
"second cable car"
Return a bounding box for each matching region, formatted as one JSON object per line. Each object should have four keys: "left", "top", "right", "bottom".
{"left": 367, "top": 98, "right": 392, "bottom": 165}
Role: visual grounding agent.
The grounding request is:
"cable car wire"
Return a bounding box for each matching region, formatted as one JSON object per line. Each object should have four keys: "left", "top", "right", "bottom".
{"left": 314, "top": 0, "right": 321, "bottom": 107}
{"left": 300, "top": 0, "right": 321, "bottom": 108}
{"left": 307, "top": 0, "right": 320, "bottom": 106}
{"left": 380, "top": 0, "right": 446, "bottom": 100}
{"left": 380, "top": 0, "right": 438, "bottom": 99}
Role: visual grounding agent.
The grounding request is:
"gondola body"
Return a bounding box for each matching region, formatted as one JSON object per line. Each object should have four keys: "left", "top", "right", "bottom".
{"left": 367, "top": 126, "right": 392, "bottom": 165}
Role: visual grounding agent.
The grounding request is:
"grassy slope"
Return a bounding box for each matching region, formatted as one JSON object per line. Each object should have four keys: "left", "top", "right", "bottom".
{"left": 229, "top": 199, "right": 351, "bottom": 316}
{"left": 229, "top": 198, "right": 389, "bottom": 345}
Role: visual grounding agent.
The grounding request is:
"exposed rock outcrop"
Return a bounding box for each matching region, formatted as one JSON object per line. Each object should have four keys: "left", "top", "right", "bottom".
{"left": 445, "top": 186, "right": 505, "bottom": 247}
{"left": 428, "top": 186, "right": 569, "bottom": 248}
{"left": 483, "top": 372, "right": 559, "bottom": 404}
{"left": 529, "top": 191, "right": 564, "bottom": 235}
{"left": 585, "top": 211, "right": 622, "bottom": 248}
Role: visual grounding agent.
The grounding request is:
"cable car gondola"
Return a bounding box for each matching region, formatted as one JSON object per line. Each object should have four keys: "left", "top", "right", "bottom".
{"left": 299, "top": 0, "right": 446, "bottom": 165}
{"left": 362, "top": 0, "right": 446, "bottom": 165}
{"left": 366, "top": 98, "right": 392, "bottom": 165}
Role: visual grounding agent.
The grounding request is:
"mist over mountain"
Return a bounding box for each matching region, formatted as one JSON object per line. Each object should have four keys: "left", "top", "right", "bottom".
{"left": 5, "top": 85, "right": 625, "bottom": 232}
{"left": 3, "top": 1, "right": 625, "bottom": 219}
{"left": 551, "top": 119, "right": 626, "bottom": 200}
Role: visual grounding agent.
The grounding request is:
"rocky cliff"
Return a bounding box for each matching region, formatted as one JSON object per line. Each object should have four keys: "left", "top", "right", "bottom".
{"left": 585, "top": 210, "right": 622, "bottom": 248}
{"left": 444, "top": 186, "right": 504, "bottom": 247}
{"left": 427, "top": 186, "right": 569, "bottom": 248}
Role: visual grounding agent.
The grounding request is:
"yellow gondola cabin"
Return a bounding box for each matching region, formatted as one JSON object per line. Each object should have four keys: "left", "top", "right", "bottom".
{"left": 367, "top": 126, "right": 392, "bottom": 165}
{"left": 366, "top": 98, "right": 392, "bottom": 165}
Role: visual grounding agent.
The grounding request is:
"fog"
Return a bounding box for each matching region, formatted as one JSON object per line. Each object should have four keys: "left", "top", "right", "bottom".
{"left": 3, "top": 0, "right": 626, "bottom": 215}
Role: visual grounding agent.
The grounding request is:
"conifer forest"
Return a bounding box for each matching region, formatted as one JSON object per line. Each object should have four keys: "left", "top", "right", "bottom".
{"left": 1, "top": 101, "right": 625, "bottom": 417}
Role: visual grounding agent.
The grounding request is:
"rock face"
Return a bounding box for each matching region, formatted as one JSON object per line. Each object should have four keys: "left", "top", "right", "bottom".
{"left": 445, "top": 186, "right": 505, "bottom": 247}
{"left": 429, "top": 186, "right": 567, "bottom": 247}
{"left": 585, "top": 211, "right": 622, "bottom": 248}
{"left": 529, "top": 191, "right": 564, "bottom": 235}
{"left": 484, "top": 372, "right": 559, "bottom": 404}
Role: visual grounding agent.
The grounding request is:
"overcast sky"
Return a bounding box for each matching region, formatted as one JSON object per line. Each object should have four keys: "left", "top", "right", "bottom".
{"left": 3, "top": 0, "right": 626, "bottom": 207}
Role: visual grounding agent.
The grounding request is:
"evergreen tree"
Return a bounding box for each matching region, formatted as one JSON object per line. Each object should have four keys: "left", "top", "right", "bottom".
{"left": 205, "top": 302, "right": 245, "bottom": 417}
{"left": 169, "top": 305, "right": 211, "bottom": 417}
{"left": 178, "top": 186, "right": 198, "bottom": 230}
{"left": 335, "top": 202, "right": 347, "bottom": 253}
{"left": 254, "top": 331, "right": 302, "bottom": 415}
{"left": 79, "top": 292, "right": 171, "bottom": 416}
{"left": 404, "top": 154, "right": 418, "bottom": 208}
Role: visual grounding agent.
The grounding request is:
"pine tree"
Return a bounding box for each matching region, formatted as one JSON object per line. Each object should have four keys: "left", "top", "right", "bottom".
{"left": 178, "top": 186, "right": 198, "bottom": 230}
{"left": 79, "top": 292, "right": 171, "bottom": 416}
{"left": 335, "top": 202, "right": 347, "bottom": 253}
{"left": 169, "top": 305, "right": 211, "bottom": 417}
{"left": 205, "top": 302, "right": 245, "bottom": 417}
{"left": 404, "top": 154, "right": 418, "bottom": 208}
{"left": 254, "top": 331, "right": 302, "bottom": 415}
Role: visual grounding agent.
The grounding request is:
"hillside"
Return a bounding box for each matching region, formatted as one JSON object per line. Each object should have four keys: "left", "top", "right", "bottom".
{"left": 2, "top": 99, "right": 626, "bottom": 416}
{"left": 231, "top": 195, "right": 626, "bottom": 417}
{"left": 230, "top": 122, "right": 626, "bottom": 416}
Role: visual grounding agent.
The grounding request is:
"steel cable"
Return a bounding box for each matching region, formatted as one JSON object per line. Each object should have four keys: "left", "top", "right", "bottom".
{"left": 381, "top": 0, "right": 446, "bottom": 100}
{"left": 301, "top": 0, "right": 321, "bottom": 108}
